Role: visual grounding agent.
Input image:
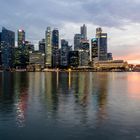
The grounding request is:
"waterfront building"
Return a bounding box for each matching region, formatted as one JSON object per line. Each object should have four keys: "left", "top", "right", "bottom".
{"left": 79, "top": 40, "right": 90, "bottom": 66}
{"left": 28, "top": 51, "right": 45, "bottom": 71}
{"left": 96, "top": 28, "right": 107, "bottom": 61}
{"left": 18, "top": 29, "right": 25, "bottom": 48}
{"left": 79, "top": 50, "right": 89, "bottom": 67}
{"left": 39, "top": 39, "right": 45, "bottom": 54}
{"left": 1, "top": 27, "right": 15, "bottom": 69}
{"left": 45, "top": 27, "right": 52, "bottom": 68}
{"left": 13, "top": 47, "right": 29, "bottom": 69}
{"left": 60, "top": 39, "right": 72, "bottom": 67}
{"left": 91, "top": 38, "right": 98, "bottom": 62}
{"left": 68, "top": 51, "right": 79, "bottom": 67}
{"left": 94, "top": 60, "right": 129, "bottom": 71}
{"left": 81, "top": 24, "right": 87, "bottom": 40}
{"left": 74, "top": 34, "right": 82, "bottom": 51}
{"left": 52, "top": 29, "right": 59, "bottom": 68}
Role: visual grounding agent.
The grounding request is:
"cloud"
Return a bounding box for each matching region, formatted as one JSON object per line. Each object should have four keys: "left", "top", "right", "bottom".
{"left": 0, "top": 0, "right": 140, "bottom": 63}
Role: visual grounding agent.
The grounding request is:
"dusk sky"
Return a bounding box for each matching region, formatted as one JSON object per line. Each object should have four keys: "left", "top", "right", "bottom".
{"left": 1, "top": 0, "right": 140, "bottom": 64}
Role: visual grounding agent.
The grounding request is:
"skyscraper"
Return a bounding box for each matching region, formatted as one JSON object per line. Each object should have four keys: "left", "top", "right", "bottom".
{"left": 91, "top": 38, "right": 98, "bottom": 62}
{"left": 1, "top": 27, "right": 15, "bottom": 69}
{"left": 81, "top": 24, "right": 87, "bottom": 40}
{"left": 68, "top": 51, "right": 79, "bottom": 67}
{"left": 39, "top": 39, "right": 45, "bottom": 54}
{"left": 1, "top": 27, "right": 15, "bottom": 48}
{"left": 45, "top": 27, "right": 52, "bottom": 68}
{"left": 96, "top": 27, "right": 107, "bottom": 61}
{"left": 79, "top": 40, "right": 90, "bottom": 67}
{"left": 74, "top": 34, "right": 82, "bottom": 51}
{"left": 60, "top": 39, "right": 72, "bottom": 67}
{"left": 52, "top": 29, "right": 59, "bottom": 68}
{"left": 18, "top": 29, "right": 25, "bottom": 48}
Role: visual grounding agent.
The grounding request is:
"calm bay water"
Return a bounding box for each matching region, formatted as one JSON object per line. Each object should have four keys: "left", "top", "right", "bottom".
{"left": 0, "top": 72, "right": 140, "bottom": 140}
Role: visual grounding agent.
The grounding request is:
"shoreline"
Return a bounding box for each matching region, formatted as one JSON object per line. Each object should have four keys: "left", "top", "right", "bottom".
{"left": 0, "top": 69, "right": 137, "bottom": 72}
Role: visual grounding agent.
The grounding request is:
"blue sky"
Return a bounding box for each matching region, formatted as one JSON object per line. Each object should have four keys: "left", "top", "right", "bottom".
{"left": 1, "top": 0, "right": 140, "bottom": 63}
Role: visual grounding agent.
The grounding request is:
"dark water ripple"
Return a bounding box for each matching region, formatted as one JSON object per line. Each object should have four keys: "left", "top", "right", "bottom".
{"left": 0, "top": 72, "right": 140, "bottom": 140}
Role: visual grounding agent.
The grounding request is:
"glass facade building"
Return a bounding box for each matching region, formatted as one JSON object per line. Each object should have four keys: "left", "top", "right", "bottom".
{"left": 91, "top": 38, "right": 98, "bottom": 62}
{"left": 81, "top": 24, "right": 87, "bottom": 40}
{"left": 60, "top": 39, "right": 72, "bottom": 67}
{"left": 45, "top": 27, "right": 52, "bottom": 68}
{"left": 96, "top": 28, "right": 107, "bottom": 61}
{"left": 52, "top": 29, "right": 59, "bottom": 68}
{"left": 18, "top": 29, "right": 25, "bottom": 48}
{"left": 1, "top": 27, "right": 15, "bottom": 69}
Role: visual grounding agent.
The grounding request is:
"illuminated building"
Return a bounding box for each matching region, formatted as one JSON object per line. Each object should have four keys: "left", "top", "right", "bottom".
{"left": 94, "top": 60, "right": 129, "bottom": 71}
{"left": 96, "top": 28, "right": 107, "bottom": 61}
{"left": 91, "top": 38, "right": 98, "bottom": 62}
{"left": 28, "top": 51, "right": 45, "bottom": 71}
{"left": 45, "top": 27, "right": 52, "bottom": 68}
{"left": 78, "top": 40, "right": 90, "bottom": 67}
{"left": 18, "top": 29, "right": 25, "bottom": 48}
{"left": 13, "top": 47, "right": 29, "bottom": 69}
{"left": 52, "top": 29, "right": 59, "bottom": 68}
{"left": 79, "top": 50, "right": 89, "bottom": 67}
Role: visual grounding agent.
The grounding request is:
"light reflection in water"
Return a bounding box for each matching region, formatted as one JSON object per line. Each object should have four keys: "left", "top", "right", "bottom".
{"left": 0, "top": 72, "right": 140, "bottom": 140}
{"left": 127, "top": 73, "right": 140, "bottom": 99}
{"left": 16, "top": 88, "right": 28, "bottom": 127}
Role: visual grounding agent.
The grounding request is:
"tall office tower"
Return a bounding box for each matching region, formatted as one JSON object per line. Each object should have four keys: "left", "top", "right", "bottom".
{"left": 52, "top": 29, "right": 59, "bottom": 68}
{"left": 60, "top": 39, "right": 72, "bottom": 67}
{"left": 74, "top": 34, "right": 82, "bottom": 51}
{"left": 1, "top": 27, "right": 15, "bottom": 69}
{"left": 45, "top": 27, "right": 52, "bottom": 68}
{"left": 91, "top": 38, "right": 98, "bottom": 62}
{"left": 79, "top": 40, "right": 90, "bottom": 66}
{"left": 79, "top": 50, "right": 89, "bottom": 67}
{"left": 39, "top": 39, "right": 45, "bottom": 54}
{"left": 1, "top": 27, "right": 15, "bottom": 48}
{"left": 96, "top": 27, "right": 107, "bottom": 61}
{"left": 81, "top": 24, "right": 87, "bottom": 40}
{"left": 18, "top": 29, "right": 25, "bottom": 48}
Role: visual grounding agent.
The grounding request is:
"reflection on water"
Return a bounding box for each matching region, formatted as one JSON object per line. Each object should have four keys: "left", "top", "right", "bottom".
{"left": 0, "top": 72, "right": 140, "bottom": 140}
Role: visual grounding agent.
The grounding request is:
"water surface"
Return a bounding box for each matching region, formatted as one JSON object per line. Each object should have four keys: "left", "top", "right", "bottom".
{"left": 0, "top": 72, "right": 140, "bottom": 140}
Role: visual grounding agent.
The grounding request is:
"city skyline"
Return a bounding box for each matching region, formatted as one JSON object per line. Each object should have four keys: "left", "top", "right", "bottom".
{"left": 1, "top": 0, "right": 140, "bottom": 64}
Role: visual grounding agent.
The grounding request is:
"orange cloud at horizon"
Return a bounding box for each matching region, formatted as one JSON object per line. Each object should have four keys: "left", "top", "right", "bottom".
{"left": 113, "top": 53, "right": 140, "bottom": 64}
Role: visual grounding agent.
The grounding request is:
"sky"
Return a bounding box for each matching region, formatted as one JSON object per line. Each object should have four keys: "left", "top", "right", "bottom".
{"left": 0, "top": 0, "right": 140, "bottom": 64}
